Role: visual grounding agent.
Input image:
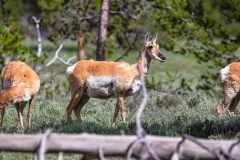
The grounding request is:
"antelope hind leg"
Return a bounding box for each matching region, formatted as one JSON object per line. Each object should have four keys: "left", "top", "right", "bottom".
{"left": 228, "top": 92, "right": 240, "bottom": 118}
{"left": 27, "top": 95, "right": 35, "bottom": 127}
{"left": 0, "top": 108, "right": 5, "bottom": 128}
{"left": 66, "top": 86, "right": 86, "bottom": 121}
{"left": 74, "top": 95, "right": 90, "bottom": 122}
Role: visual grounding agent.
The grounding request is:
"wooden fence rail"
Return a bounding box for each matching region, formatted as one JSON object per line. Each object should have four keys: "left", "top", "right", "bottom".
{"left": 0, "top": 131, "right": 240, "bottom": 160}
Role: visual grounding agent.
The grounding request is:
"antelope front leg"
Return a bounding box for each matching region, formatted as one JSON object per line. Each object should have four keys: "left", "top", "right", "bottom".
{"left": 216, "top": 85, "right": 239, "bottom": 118}
{"left": 118, "top": 97, "right": 126, "bottom": 122}
{"left": 112, "top": 96, "right": 125, "bottom": 127}
{"left": 27, "top": 96, "right": 35, "bottom": 127}
{"left": 16, "top": 103, "right": 25, "bottom": 128}
{"left": 215, "top": 100, "right": 224, "bottom": 118}
{"left": 112, "top": 104, "right": 119, "bottom": 128}
{"left": 228, "top": 92, "right": 240, "bottom": 118}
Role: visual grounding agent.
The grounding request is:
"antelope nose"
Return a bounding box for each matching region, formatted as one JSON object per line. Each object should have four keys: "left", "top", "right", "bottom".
{"left": 162, "top": 56, "right": 166, "bottom": 60}
{"left": 161, "top": 55, "right": 166, "bottom": 61}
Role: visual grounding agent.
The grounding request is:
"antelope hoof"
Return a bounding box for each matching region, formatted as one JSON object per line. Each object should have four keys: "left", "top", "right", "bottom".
{"left": 215, "top": 113, "right": 221, "bottom": 118}
{"left": 76, "top": 117, "right": 83, "bottom": 123}
{"left": 112, "top": 122, "right": 116, "bottom": 128}
{"left": 122, "top": 112, "right": 126, "bottom": 122}
{"left": 27, "top": 124, "right": 31, "bottom": 128}
{"left": 227, "top": 110, "right": 236, "bottom": 118}
{"left": 19, "top": 123, "right": 24, "bottom": 129}
{"left": 27, "top": 121, "right": 31, "bottom": 128}
{"left": 215, "top": 106, "right": 223, "bottom": 118}
{"left": 67, "top": 115, "right": 73, "bottom": 123}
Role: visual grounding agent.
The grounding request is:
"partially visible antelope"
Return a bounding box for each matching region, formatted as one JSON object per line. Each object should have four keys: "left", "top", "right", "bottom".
{"left": 66, "top": 34, "right": 166, "bottom": 126}
{"left": 215, "top": 61, "right": 240, "bottom": 118}
{"left": 0, "top": 61, "right": 40, "bottom": 128}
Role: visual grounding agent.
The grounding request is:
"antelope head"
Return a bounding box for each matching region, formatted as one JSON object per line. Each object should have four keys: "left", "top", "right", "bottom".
{"left": 144, "top": 33, "right": 166, "bottom": 62}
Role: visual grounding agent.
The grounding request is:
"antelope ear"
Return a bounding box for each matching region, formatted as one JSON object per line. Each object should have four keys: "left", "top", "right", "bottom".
{"left": 153, "top": 33, "right": 158, "bottom": 43}
{"left": 145, "top": 33, "right": 149, "bottom": 43}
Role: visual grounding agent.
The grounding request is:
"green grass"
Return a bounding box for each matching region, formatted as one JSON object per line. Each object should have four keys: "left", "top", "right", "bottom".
{"left": 1, "top": 90, "right": 240, "bottom": 159}
{"left": 1, "top": 90, "right": 239, "bottom": 137}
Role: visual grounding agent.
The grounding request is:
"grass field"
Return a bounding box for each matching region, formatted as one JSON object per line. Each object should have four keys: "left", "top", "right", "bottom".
{"left": 0, "top": 41, "right": 236, "bottom": 159}
{"left": 1, "top": 90, "right": 240, "bottom": 159}
{"left": 1, "top": 90, "right": 239, "bottom": 138}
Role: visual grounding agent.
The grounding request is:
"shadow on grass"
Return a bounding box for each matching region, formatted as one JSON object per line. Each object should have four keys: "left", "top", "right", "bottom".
{"left": 2, "top": 115, "right": 240, "bottom": 139}
{"left": 184, "top": 117, "right": 240, "bottom": 139}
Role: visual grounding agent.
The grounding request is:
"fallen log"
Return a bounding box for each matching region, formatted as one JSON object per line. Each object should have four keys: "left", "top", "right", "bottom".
{"left": 0, "top": 133, "right": 239, "bottom": 160}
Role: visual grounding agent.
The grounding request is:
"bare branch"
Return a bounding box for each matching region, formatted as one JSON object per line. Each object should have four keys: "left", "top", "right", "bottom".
{"left": 98, "top": 147, "right": 106, "bottom": 160}
{"left": 144, "top": 141, "right": 160, "bottom": 160}
{"left": 183, "top": 134, "right": 228, "bottom": 159}
{"left": 37, "top": 129, "right": 52, "bottom": 160}
{"left": 32, "top": 16, "right": 42, "bottom": 57}
{"left": 58, "top": 152, "right": 63, "bottom": 160}
{"left": 80, "top": 15, "right": 99, "bottom": 21}
{"left": 45, "top": 41, "right": 76, "bottom": 67}
{"left": 45, "top": 42, "right": 64, "bottom": 67}
{"left": 171, "top": 136, "right": 186, "bottom": 160}
{"left": 228, "top": 138, "right": 240, "bottom": 155}
{"left": 125, "top": 35, "right": 161, "bottom": 160}
{"left": 109, "top": 9, "right": 139, "bottom": 19}
{"left": 31, "top": 16, "right": 75, "bottom": 72}
{"left": 135, "top": 53, "right": 148, "bottom": 138}
{"left": 84, "top": 0, "right": 92, "bottom": 13}
{"left": 59, "top": 56, "right": 76, "bottom": 65}
{"left": 126, "top": 138, "right": 145, "bottom": 160}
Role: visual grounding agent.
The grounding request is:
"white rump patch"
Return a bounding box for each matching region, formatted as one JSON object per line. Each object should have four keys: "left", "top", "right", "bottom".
{"left": 131, "top": 79, "right": 141, "bottom": 94}
{"left": 86, "top": 76, "right": 117, "bottom": 97}
{"left": 36, "top": 79, "right": 40, "bottom": 91}
{"left": 66, "top": 62, "right": 78, "bottom": 78}
{"left": 22, "top": 90, "right": 31, "bottom": 101}
{"left": 13, "top": 89, "right": 31, "bottom": 103}
{"left": 220, "top": 65, "right": 229, "bottom": 82}
{"left": 2, "top": 79, "right": 11, "bottom": 89}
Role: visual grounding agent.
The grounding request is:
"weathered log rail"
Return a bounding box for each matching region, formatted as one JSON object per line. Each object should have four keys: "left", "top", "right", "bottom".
{"left": 0, "top": 131, "right": 240, "bottom": 160}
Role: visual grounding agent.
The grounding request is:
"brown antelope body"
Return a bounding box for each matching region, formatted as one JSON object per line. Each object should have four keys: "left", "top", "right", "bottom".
{"left": 215, "top": 62, "right": 240, "bottom": 118}
{"left": 66, "top": 34, "right": 166, "bottom": 126}
{"left": 0, "top": 61, "right": 40, "bottom": 127}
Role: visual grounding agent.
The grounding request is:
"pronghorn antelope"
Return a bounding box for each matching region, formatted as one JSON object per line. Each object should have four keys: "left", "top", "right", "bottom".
{"left": 215, "top": 61, "right": 240, "bottom": 118}
{"left": 66, "top": 34, "right": 166, "bottom": 126}
{"left": 0, "top": 61, "right": 40, "bottom": 128}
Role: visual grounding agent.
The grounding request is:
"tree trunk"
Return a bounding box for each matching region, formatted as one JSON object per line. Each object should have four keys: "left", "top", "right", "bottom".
{"left": 76, "top": 7, "right": 86, "bottom": 61}
{"left": 0, "top": 0, "right": 7, "bottom": 23}
{"left": 96, "top": 0, "right": 109, "bottom": 61}
{"left": 77, "top": 32, "right": 86, "bottom": 60}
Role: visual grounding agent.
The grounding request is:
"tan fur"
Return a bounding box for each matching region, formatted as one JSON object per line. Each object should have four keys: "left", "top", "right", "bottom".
{"left": 228, "top": 62, "right": 240, "bottom": 83}
{"left": 0, "top": 61, "right": 40, "bottom": 128}
{"left": 68, "top": 61, "right": 139, "bottom": 97}
{"left": 66, "top": 34, "right": 166, "bottom": 126}
{"left": 0, "top": 87, "right": 27, "bottom": 106}
{"left": 215, "top": 62, "right": 240, "bottom": 118}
